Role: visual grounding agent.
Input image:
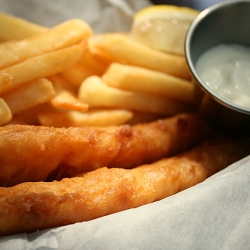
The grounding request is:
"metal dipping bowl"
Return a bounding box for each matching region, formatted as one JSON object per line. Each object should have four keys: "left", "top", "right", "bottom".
{"left": 185, "top": 0, "right": 250, "bottom": 137}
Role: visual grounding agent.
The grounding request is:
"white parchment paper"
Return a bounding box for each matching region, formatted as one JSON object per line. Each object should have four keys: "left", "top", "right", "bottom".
{"left": 0, "top": 0, "right": 249, "bottom": 249}
{"left": 0, "top": 0, "right": 151, "bottom": 32}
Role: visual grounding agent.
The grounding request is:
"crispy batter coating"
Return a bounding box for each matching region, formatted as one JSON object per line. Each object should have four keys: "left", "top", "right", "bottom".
{"left": 0, "top": 137, "right": 248, "bottom": 236}
{"left": 0, "top": 113, "right": 211, "bottom": 187}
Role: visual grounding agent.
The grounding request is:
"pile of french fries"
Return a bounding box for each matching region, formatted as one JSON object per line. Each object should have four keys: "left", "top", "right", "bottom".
{"left": 0, "top": 11, "right": 196, "bottom": 128}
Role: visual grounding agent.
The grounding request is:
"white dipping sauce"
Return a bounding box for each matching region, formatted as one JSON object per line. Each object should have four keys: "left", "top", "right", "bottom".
{"left": 195, "top": 43, "right": 250, "bottom": 108}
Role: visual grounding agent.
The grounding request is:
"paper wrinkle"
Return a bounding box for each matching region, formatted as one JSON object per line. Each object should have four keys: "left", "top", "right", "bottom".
{"left": 0, "top": 0, "right": 151, "bottom": 32}
{"left": 0, "top": 0, "right": 250, "bottom": 249}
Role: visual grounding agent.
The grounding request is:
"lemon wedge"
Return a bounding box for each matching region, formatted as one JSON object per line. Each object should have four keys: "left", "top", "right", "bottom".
{"left": 130, "top": 5, "right": 199, "bottom": 55}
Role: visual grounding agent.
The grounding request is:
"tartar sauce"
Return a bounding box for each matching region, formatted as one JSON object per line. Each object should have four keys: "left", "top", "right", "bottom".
{"left": 195, "top": 43, "right": 250, "bottom": 108}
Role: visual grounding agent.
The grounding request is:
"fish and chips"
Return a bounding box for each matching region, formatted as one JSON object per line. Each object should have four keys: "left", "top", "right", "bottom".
{"left": 0, "top": 11, "right": 248, "bottom": 237}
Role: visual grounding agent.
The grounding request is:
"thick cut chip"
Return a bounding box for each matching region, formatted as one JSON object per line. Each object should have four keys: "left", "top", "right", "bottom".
{"left": 0, "top": 72, "right": 12, "bottom": 95}
{"left": 0, "top": 42, "right": 86, "bottom": 95}
{"left": 50, "top": 91, "right": 89, "bottom": 112}
{"left": 79, "top": 76, "right": 193, "bottom": 115}
{"left": 77, "top": 48, "right": 110, "bottom": 74}
{"left": 88, "top": 33, "right": 191, "bottom": 79}
{"left": 2, "top": 78, "right": 56, "bottom": 114}
{"left": 38, "top": 109, "right": 133, "bottom": 127}
{"left": 48, "top": 74, "right": 77, "bottom": 94}
{"left": 62, "top": 49, "right": 111, "bottom": 87}
{"left": 0, "top": 98, "right": 12, "bottom": 125}
{"left": 62, "top": 63, "right": 94, "bottom": 87}
{"left": 49, "top": 74, "right": 88, "bottom": 112}
{"left": 103, "top": 62, "right": 195, "bottom": 103}
{"left": 0, "top": 19, "right": 92, "bottom": 69}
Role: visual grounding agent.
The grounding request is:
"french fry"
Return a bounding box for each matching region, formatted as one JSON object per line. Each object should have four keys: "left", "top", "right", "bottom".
{"left": 0, "top": 11, "right": 47, "bottom": 41}
{"left": 88, "top": 33, "right": 191, "bottom": 79}
{"left": 38, "top": 109, "right": 133, "bottom": 127}
{"left": 0, "top": 72, "right": 12, "bottom": 95}
{"left": 50, "top": 91, "right": 89, "bottom": 112}
{"left": 0, "top": 19, "right": 92, "bottom": 69}
{"left": 78, "top": 76, "right": 193, "bottom": 115}
{"left": 49, "top": 74, "right": 88, "bottom": 112}
{"left": 62, "top": 63, "right": 96, "bottom": 87}
{"left": 62, "top": 49, "right": 110, "bottom": 86}
{"left": 0, "top": 98, "right": 12, "bottom": 125}
{"left": 78, "top": 48, "right": 110, "bottom": 74}
{"left": 48, "top": 74, "right": 77, "bottom": 94}
{"left": 0, "top": 42, "right": 86, "bottom": 95}
{"left": 16, "top": 103, "right": 56, "bottom": 126}
{"left": 103, "top": 63, "right": 195, "bottom": 103}
{"left": 2, "top": 78, "right": 55, "bottom": 114}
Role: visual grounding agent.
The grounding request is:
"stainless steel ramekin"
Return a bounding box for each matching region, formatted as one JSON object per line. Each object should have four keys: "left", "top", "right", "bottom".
{"left": 185, "top": 0, "right": 250, "bottom": 136}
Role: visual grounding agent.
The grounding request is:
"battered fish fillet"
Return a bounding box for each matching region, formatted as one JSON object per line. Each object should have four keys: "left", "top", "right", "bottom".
{"left": 0, "top": 113, "right": 210, "bottom": 187}
{"left": 0, "top": 137, "right": 248, "bottom": 236}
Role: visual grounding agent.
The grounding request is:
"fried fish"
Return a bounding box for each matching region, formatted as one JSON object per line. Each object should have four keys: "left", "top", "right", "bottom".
{"left": 0, "top": 136, "right": 248, "bottom": 236}
{"left": 0, "top": 113, "right": 210, "bottom": 187}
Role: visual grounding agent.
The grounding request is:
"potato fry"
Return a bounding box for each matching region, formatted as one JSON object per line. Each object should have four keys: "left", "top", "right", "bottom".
{"left": 38, "top": 109, "right": 133, "bottom": 127}
{"left": 103, "top": 63, "right": 195, "bottom": 103}
{"left": 0, "top": 72, "right": 12, "bottom": 95}
{"left": 48, "top": 74, "right": 88, "bottom": 112}
{"left": 48, "top": 74, "right": 77, "bottom": 93}
{"left": 50, "top": 91, "right": 89, "bottom": 112}
{"left": 2, "top": 78, "right": 55, "bottom": 114}
{"left": 0, "top": 98, "right": 12, "bottom": 125}
{"left": 62, "top": 63, "right": 97, "bottom": 87}
{"left": 78, "top": 48, "right": 110, "bottom": 74}
{"left": 16, "top": 103, "right": 56, "bottom": 126}
{"left": 88, "top": 33, "right": 191, "bottom": 79}
{"left": 0, "top": 19, "right": 92, "bottom": 69}
{"left": 78, "top": 76, "right": 193, "bottom": 115}
{"left": 0, "top": 42, "right": 86, "bottom": 95}
{"left": 62, "top": 49, "right": 110, "bottom": 86}
{"left": 0, "top": 11, "right": 47, "bottom": 41}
